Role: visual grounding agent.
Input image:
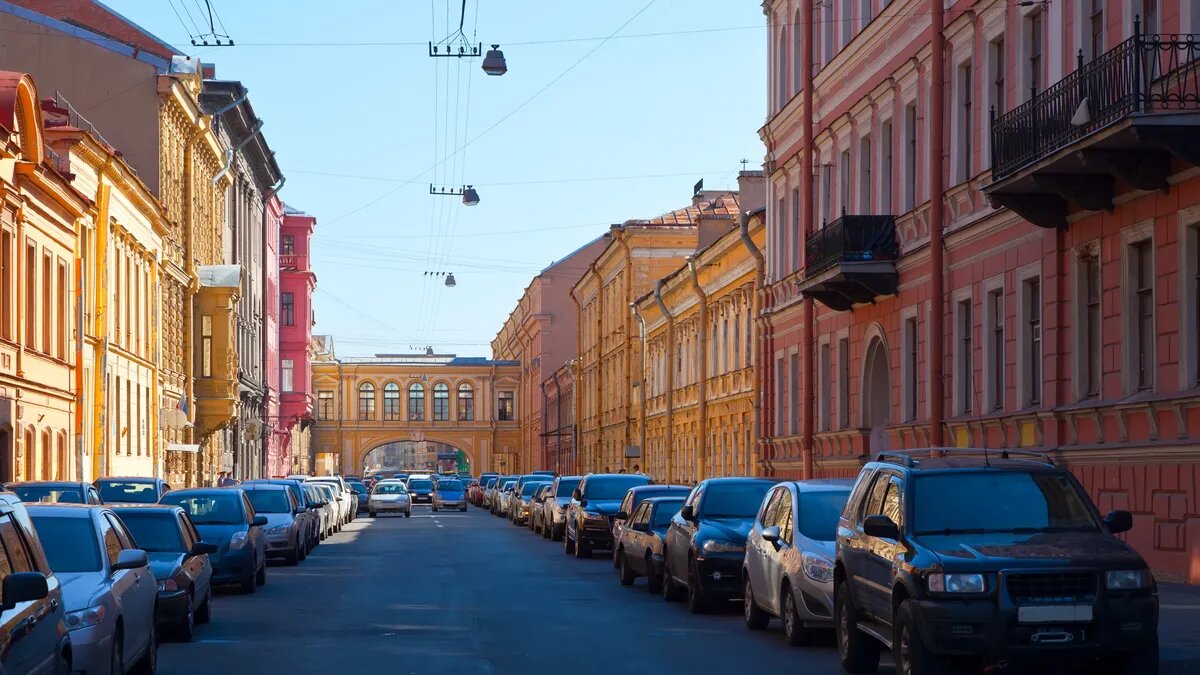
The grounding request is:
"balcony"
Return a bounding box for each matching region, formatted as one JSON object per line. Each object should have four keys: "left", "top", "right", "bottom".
{"left": 796, "top": 215, "right": 899, "bottom": 311}
{"left": 280, "top": 254, "right": 308, "bottom": 271}
{"left": 986, "top": 29, "right": 1200, "bottom": 229}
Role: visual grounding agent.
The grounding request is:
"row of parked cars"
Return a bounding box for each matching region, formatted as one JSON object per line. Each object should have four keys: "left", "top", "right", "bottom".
{"left": 359, "top": 472, "right": 472, "bottom": 517}
{"left": 478, "top": 449, "right": 1161, "bottom": 675}
{"left": 0, "top": 473, "right": 366, "bottom": 674}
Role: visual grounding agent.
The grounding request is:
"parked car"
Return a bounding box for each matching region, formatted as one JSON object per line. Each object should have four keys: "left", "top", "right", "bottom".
{"left": 344, "top": 477, "right": 369, "bottom": 515}
{"left": 481, "top": 476, "right": 502, "bottom": 509}
{"left": 432, "top": 479, "right": 467, "bottom": 512}
{"left": 539, "top": 475, "right": 581, "bottom": 540}
{"left": 241, "top": 479, "right": 320, "bottom": 554}
{"left": 239, "top": 484, "right": 305, "bottom": 565}
{"left": 662, "top": 477, "right": 778, "bottom": 612}
{"left": 528, "top": 470, "right": 557, "bottom": 477}
{"left": 94, "top": 477, "right": 171, "bottom": 504}
{"left": 28, "top": 503, "right": 158, "bottom": 674}
{"left": 305, "top": 483, "right": 336, "bottom": 538}
{"left": 611, "top": 484, "right": 692, "bottom": 567}
{"left": 529, "top": 485, "right": 553, "bottom": 533}
{"left": 510, "top": 480, "right": 551, "bottom": 525}
{"left": 474, "top": 473, "right": 499, "bottom": 505}
{"left": 368, "top": 482, "right": 412, "bottom": 517}
{"left": 390, "top": 473, "right": 409, "bottom": 481}
{"left": 492, "top": 477, "right": 519, "bottom": 516}
{"left": 306, "top": 476, "right": 355, "bottom": 523}
{"left": 7, "top": 480, "right": 102, "bottom": 504}
{"left": 159, "top": 488, "right": 268, "bottom": 594}
{"left": 564, "top": 473, "right": 652, "bottom": 558}
{"left": 486, "top": 476, "right": 513, "bottom": 513}
{"left": 834, "top": 450, "right": 1158, "bottom": 675}
{"left": 615, "top": 496, "right": 687, "bottom": 592}
{"left": 742, "top": 479, "right": 853, "bottom": 645}
{"left": 406, "top": 477, "right": 435, "bottom": 505}
{"left": 109, "top": 504, "right": 217, "bottom": 641}
{"left": 0, "top": 491, "right": 71, "bottom": 674}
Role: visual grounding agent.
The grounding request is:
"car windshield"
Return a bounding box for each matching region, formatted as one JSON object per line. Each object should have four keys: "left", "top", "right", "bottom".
{"left": 652, "top": 501, "right": 685, "bottom": 528}
{"left": 914, "top": 472, "right": 1100, "bottom": 534}
{"left": 582, "top": 476, "right": 648, "bottom": 501}
{"left": 438, "top": 481, "right": 464, "bottom": 492}
{"left": 97, "top": 481, "right": 159, "bottom": 503}
{"left": 501, "top": 480, "right": 517, "bottom": 490}
{"left": 700, "top": 482, "right": 775, "bottom": 518}
{"left": 375, "top": 484, "right": 408, "bottom": 495}
{"left": 12, "top": 486, "right": 84, "bottom": 504}
{"left": 117, "top": 512, "right": 185, "bottom": 553}
{"left": 346, "top": 481, "right": 366, "bottom": 492}
{"left": 409, "top": 479, "right": 433, "bottom": 491}
{"left": 484, "top": 478, "right": 498, "bottom": 488}
{"left": 521, "top": 482, "right": 548, "bottom": 497}
{"left": 245, "top": 490, "right": 291, "bottom": 514}
{"left": 796, "top": 489, "right": 851, "bottom": 541}
{"left": 554, "top": 479, "right": 580, "bottom": 497}
{"left": 633, "top": 488, "right": 686, "bottom": 506}
{"left": 30, "top": 517, "right": 102, "bottom": 572}
{"left": 161, "top": 493, "right": 245, "bottom": 525}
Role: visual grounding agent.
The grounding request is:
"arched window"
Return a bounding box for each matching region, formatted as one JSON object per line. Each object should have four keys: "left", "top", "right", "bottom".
{"left": 23, "top": 428, "right": 34, "bottom": 480}
{"left": 408, "top": 383, "right": 425, "bottom": 421}
{"left": 358, "top": 382, "right": 375, "bottom": 420}
{"left": 41, "top": 429, "right": 51, "bottom": 480}
{"left": 383, "top": 383, "right": 401, "bottom": 420}
{"left": 458, "top": 383, "right": 474, "bottom": 421}
{"left": 777, "top": 26, "right": 789, "bottom": 109}
{"left": 56, "top": 432, "right": 66, "bottom": 480}
{"left": 433, "top": 383, "right": 450, "bottom": 421}
{"left": 793, "top": 9, "right": 804, "bottom": 93}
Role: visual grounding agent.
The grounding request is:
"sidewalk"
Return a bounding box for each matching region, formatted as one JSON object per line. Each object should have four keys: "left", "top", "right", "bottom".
{"left": 1161, "top": 583, "right": 1200, "bottom": 673}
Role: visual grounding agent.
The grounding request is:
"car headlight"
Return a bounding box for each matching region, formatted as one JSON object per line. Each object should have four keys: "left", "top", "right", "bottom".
{"left": 228, "top": 530, "right": 249, "bottom": 550}
{"left": 266, "top": 524, "right": 290, "bottom": 535}
{"left": 583, "top": 512, "right": 605, "bottom": 522}
{"left": 928, "top": 572, "right": 986, "bottom": 594}
{"left": 157, "top": 578, "right": 179, "bottom": 592}
{"left": 701, "top": 539, "right": 744, "bottom": 554}
{"left": 65, "top": 604, "right": 106, "bottom": 631}
{"left": 1106, "top": 569, "right": 1151, "bottom": 590}
{"left": 802, "top": 552, "right": 834, "bottom": 583}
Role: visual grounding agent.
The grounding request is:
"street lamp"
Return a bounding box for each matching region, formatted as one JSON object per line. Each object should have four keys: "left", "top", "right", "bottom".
{"left": 482, "top": 45, "right": 507, "bottom": 76}
{"left": 462, "top": 186, "right": 480, "bottom": 206}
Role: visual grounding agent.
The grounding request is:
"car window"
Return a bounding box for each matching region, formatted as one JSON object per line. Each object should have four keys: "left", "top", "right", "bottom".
{"left": 161, "top": 493, "right": 245, "bottom": 525}
{"left": 0, "top": 530, "right": 13, "bottom": 604}
{"left": 796, "top": 489, "right": 852, "bottom": 541}
{"left": 684, "top": 485, "right": 702, "bottom": 508}
{"left": 580, "top": 476, "right": 649, "bottom": 500}
{"left": 114, "top": 512, "right": 184, "bottom": 553}
{"left": 11, "top": 485, "right": 84, "bottom": 503}
{"left": 881, "top": 478, "right": 903, "bottom": 529}
{"left": 629, "top": 503, "right": 648, "bottom": 526}
{"left": 776, "top": 490, "right": 794, "bottom": 545}
{"left": 177, "top": 513, "right": 196, "bottom": 548}
{"left": 100, "top": 518, "right": 122, "bottom": 567}
{"left": 652, "top": 500, "right": 683, "bottom": 528}
{"left": 619, "top": 492, "right": 633, "bottom": 515}
{"left": 0, "top": 516, "right": 36, "bottom": 572}
{"left": 96, "top": 480, "right": 159, "bottom": 503}
{"left": 859, "top": 472, "right": 892, "bottom": 524}
{"left": 183, "top": 516, "right": 202, "bottom": 545}
{"left": 106, "top": 513, "right": 137, "bottom": 549}
{"left": 245, "top": 490, "right": 292, "bottom": 514}
{"left": 554, "top": 478, "right": 579, "bottom": 497}
{"left": 843, "top": 468, "right": 875, "bottom": 521}
{"left": 698, "top": 482, "right": 775, "bottom": 519}
{"left": 242, "top": 494, "right": 256, "bottom": 520}
{"left": 760, "top": 486, "right": 785, "bottom": 526}
{"left": 88, "top": 487, "right": 102, "bottom": 504}
{"left": 913, "top": 472, "right": 1099, "bottom": 534}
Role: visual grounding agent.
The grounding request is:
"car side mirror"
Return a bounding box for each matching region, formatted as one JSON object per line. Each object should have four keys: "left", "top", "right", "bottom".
{"left": 615, "top": 511, "right": 629, "bottom": 520}
{"left": 680, "top": 505, "right": 695, "bottom": 522}
{"left": 252, "top": 515, "right": 269, "bottom": 527}
{"left": 189, "top": 541, "right": 218, "bottom": 558}
{"left": 1105, "top": 509, "right": 1133, "bottom": 534}
{"left": 1, "top": 572, "right": 47, "bottom": 610}
{"left": 761, "top": 525, "right": 781, "bottom": 544}
{"left": 293, "top": 507, "right": 305, "bottom": 515}
{"left": 572, "top": 488, "right": 582, "bottom": 501}
{"left": 112, "top": 549, "right": 149, "bottom": 571}
{"left": 863, "top": 514, "right": 900, "bottom": 540}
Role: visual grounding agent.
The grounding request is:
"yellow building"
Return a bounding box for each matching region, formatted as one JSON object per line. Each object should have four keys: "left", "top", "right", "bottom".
{"left": 634, "top": 205, "right": 765, "bottom": 484}
{"left": 571, "top": 190, "right": 742, "bottom": 474}
{"left": 0, "top": 72, "right": 88, "bottom": 482}
{"left": 310, "top": 341, "right": 520, "bottom": 475}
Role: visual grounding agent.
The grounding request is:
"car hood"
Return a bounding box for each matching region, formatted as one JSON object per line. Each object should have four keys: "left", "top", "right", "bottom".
{"left": 56, "top": 571, "right": 107, "bottom": 610}
{"left": 698, "top": 517, "right": 754, "bottom": 543}
{"left": 147, "top": 552, "right": 186, "bottom": 580}
{"left": 371, "top": 493, "right": 409, "bottom": 501}
{"left": 919, "top": 531, "right": 1146, "bottom": 570}
{"left": 581, "top": 499, "right": 621, "bottom": 516}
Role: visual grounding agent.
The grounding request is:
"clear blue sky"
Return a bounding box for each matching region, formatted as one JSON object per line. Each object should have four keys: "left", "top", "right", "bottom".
{"left": 107, "top": 0, "right": 767, "bottom": 357}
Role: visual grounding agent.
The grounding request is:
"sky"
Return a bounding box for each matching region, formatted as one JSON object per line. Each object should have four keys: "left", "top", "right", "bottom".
{"left": 105, "top": 0, "right": 768, "bottom": 358}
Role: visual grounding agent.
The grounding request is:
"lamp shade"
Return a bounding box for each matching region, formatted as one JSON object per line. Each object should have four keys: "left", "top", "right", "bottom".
{"left": 445, "top": 273, "right": 457, "bottom": 287}
{"left": 482, "top": 45, "right": 507, "bottom": 76}
{"left": 462, "top": 187, "right": 480, "bottom": 206}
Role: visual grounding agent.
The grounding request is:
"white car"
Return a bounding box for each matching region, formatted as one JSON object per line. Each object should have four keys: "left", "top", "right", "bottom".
{"left": 305, "top": 477, "right": 352, "bottom": 526}
{"left": 28, "top": 504, "right": 158, "bottom": 675}
{"left": 368, "top": 483, "right": 412, "bottom": 518}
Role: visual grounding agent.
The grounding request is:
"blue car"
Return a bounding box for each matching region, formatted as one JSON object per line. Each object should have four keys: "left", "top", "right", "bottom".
{"left": 158, "top": 488, "right": 268, "bottom": 594}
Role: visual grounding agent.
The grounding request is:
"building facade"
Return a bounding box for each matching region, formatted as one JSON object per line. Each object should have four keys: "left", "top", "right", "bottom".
{"left": 279, "top": 207, "right": 317, "bottom": 475}
{"left": 541, "top": 363, "right": 577, "bottom": 475}
{"left": 263, "top": 194, "right": 284, "bottom": 477}
{"left": 760, "top": 0, "right": 1200, "bottom": 582}
{"left": 491, "top": 235, "right": 605, "bottom": 472}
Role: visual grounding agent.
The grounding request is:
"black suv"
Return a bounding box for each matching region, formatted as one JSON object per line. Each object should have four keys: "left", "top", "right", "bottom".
{"left": 834, "top": 449, "right": 1158, "bottom": 675}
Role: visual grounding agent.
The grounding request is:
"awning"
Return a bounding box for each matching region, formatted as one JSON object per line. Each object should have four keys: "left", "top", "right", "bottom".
{"left": 167, "top": 443, "right": 201, "bottom": 453}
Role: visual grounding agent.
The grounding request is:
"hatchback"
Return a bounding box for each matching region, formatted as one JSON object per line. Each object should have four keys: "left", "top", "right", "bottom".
{"left": 368, "top": 482, "right": 412, "bottom": 517}
{"left": 240, "top": 484, "right": 305, "bottom": 565}
{"left": 159, "top": 488, "right": 268, "bottom": 593}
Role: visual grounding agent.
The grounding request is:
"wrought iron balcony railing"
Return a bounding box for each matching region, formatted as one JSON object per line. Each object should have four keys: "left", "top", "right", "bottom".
{"left": 991, "top": 25, "right": 1200, "bottom": 181}
{"left": 804, "top": 214, "right": 899, "bottom": 275}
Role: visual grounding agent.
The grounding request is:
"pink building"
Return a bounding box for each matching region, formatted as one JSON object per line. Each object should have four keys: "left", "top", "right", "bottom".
{"left": 264, "top": 194, "right": 285, "bottom": 477}
{"left": 279, "top": 206, "right": 317, "bottom": 474}
{"left": 759, "top": 0, "right": 1200, "bottom": 582}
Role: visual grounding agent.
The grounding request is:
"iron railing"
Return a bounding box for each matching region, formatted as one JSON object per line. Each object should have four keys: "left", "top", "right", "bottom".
{"left": 804, "top": 214, "right": 898, "bottom": 275}
{"left": 991, "top": 24, "right": 1200, "bottom": 180}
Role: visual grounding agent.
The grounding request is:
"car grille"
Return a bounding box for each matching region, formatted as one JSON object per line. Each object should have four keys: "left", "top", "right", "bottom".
{"left": 1006, "top": 572, "right": 1097, "bottom": 605}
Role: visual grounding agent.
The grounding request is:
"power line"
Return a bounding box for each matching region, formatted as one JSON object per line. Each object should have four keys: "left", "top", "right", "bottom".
{"left": 284, "top": 167, "right": 729, "bottom": 187}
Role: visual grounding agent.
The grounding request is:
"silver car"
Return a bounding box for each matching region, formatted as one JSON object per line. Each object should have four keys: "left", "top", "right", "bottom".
{"left": 741, "top": 479, "right": 853, "bottom": 645}
{"left": 27, "top": 504, "right": 158, "bottom": 674}
{"left": 306, "top": 477, "right": 352, "bottom": 526}
{"left": 368, "top": 482, "right": 412, "bottom": 517}
{"left": 239, "top": 484, "right": 304, "bottom": 565}
{"left": 307, "top": 484, "right": 337, "bottom": 538}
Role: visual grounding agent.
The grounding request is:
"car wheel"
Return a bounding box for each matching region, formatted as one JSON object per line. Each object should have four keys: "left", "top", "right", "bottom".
{"left": 173, "top": 593, "right": 196, "bottom": 642}
{"left": 405, "top": 510, "right": 412, "bottom": 518}
{"left": 836, "top": 580, "right": 881, "bottom": 674}
{"left": 111, "top": 627, "right": 125, "bottom": 675}
{"left": 461, "top": 506, "right": 467, "bottom": 512}
{"left": 661, "top": 555, "right": 683, "bottom": 601}
{"left": 618, "top": 549, "right": 636, "bottom": 586}
{"left": 782, "top": 584, "right": 813, "bottom": 646}
{"left": 432, "top": 506, "right": 438, "bottom": 512}
{"left": 563, "top": 528, "right": 576, "bottom": 555}
{"left": 129, "top": 614, "right": 157, "bottom": 674}
{"left": 574, "top": 535, "right": 591, "bottom": 559}
{"left": 53, "top": 649, "right": 70, "bottom": 675}
{"left": 240, "top": 568, "right": 257, "bottom": 594}
{"left": 743, "top": 576, "right": 769, "bottom": 630}
{"left": 369, "top": 511, "right": 376, "bottom": 518}
{"left": 1108, "top": 635, "right": 1159, "bottom": 675}
{"left": 686, "top": 557, "right": 709, "bottom": 614}
{"left": 195, "top": 589, "right": 212, "bottom": 625}
{"left": 646, "top": 554, "right": 662, "bottom": 594}
{"left": 895, "top": 599, "right": 947, "bottom": 675}
{"left": 286, "top": 541, "right": 301, "bottom": 566}
{"left": 255, "top": 562, "right": 267, "bottom": 586}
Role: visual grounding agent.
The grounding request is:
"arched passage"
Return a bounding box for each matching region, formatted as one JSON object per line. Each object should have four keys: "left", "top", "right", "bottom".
{"left": 862, "top": 335, "right": 892, "bottom": 454}
{"left": 361, "top": 440, "right": 472, "bottom": 476}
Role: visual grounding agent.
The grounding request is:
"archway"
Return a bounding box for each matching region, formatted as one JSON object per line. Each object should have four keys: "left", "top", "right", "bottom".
{"left": 361, "top": 440, "right": 472, "bottom": 476}
{"left": 862, "top": 336, "right": 891, "bottom": 453}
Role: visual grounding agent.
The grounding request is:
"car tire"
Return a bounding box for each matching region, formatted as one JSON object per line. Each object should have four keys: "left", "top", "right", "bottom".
{"left": 563, "top": 528, "right": 576, "bottom": 555}
{"left": 461, "top": 506, "right": 467, "bottom": 512}
{"left": 369, "top": 511, "right": 376, "bottom": 518}
{"left": 405, "top": 510, "right": 412, "bottom": 518}
{"left": 53, "top": 649, "right": 70, "bottom": 675}
{"left": 111, "top": 627, "right": 125, "bottom": 675}
{"left": 574, "top": 536, "right": 591, "bottom": 559}
{"left": 298, "top": 538, "right": 308, "bottom": 561}
{"left": 195, "top": 589, "right": 212, "bottom": 625}
{"left": 661, "top": 556, "right": 683, "bottom": 602}
{"left": 285, "top": 541, "right": 301, "bottom": 566}
{"left": 895, "top": 599, "right": 947, "bottom": 675}
{"left": 432, "top": 506, "right": 438, "bottom": 512}
{"left": 686, "top": 557, "right": 709, "bottom": 614}
{"left": 646, "top": 554, "right": 662, "bottom": 594}
{"left": 743, "top": 576, "right": 769, "bottom": 630}
{"left": 1109, "top": 636, "right": 1159, "bottom": 675}
{"left": 618, "top": 549, "right": 636, "bottom": 586}
{"left": 129, "top": 614, "right": 157, "bottom": 675}
{"left": 836, "top": 580, "right": 881, "bottom": 674}
{"left": 782, "top": 584, "right": 813, "bottom": 646}
{"left": 240, "top": 569, "right": 257, "bottom": 594}
{"left": 255, "top": 562, "right": 267, "bottom": 587}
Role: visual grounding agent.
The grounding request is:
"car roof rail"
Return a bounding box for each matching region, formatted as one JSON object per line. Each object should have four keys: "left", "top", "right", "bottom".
{"left": 924, "top": 447, "right": 1055, "bottom": 466}
{"left": 875, "top": 451, "right": 915, "bottom": 467}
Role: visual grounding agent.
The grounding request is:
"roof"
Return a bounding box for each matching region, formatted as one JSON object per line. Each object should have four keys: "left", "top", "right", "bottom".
{"left": 700, "top": 476, "right": 778, "bottom": 484}
{"left": 4, "top": 0, "right": 179, "bottom": 61}
{"left": 106, "top": 504, "right": 181, "bottom": 512}
{"left": 197, "top": 264, "right": 241, "bottom": 288}
{"left": 781, "top": 478, "right": 855, "bottom": 490}
{"left": 623, "top": 192, "right": 741, "bottom": 227}
{"left": 871, "top": 449, "right": 1058, "bottom": 472}
{"left": 5, "top": 480, "right": 87, "bottom": 487}
{"left": 24, "top": 503, "right": 101, "bottom": 515}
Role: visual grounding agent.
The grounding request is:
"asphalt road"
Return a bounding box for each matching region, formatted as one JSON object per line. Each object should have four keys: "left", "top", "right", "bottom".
{"left": 157, "top": 504, "right": 856, "bottom": 674}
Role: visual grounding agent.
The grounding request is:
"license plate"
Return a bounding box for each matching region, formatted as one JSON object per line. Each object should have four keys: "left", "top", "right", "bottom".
{"left": 1017, "top": 605, "right": 1093, "bottom": 624}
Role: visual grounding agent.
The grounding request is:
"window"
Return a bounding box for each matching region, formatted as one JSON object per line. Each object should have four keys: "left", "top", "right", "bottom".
{"left": 1082, "top": 254, "right": 1101, "bottom": 397}
{"left": 358, "top": 382, "right": 375, "bottom": 420}
{"left": 959, "top": 60, "right": 973, "bottom": 183}
{"left": 433, "top": 383, "right": 450, "bottom": 421}
{"left": 987, "top": 289, "right": 1004, "bottom": 411}
{"left": 819, "top": 343, "right": 831, "bottom": 431}
{"left": 200, "top": 315, "right": 212, "bottom": 378}
{"left": 317, "top": 390, "right": 334, "bottom": 420}
{"left": 775, "top": 356, "right": 785, "bottom": 434}
{"left": 1024, "top": 277, "right": 1042, "bottom": 405}
{"left": 282, "top": 359, "right": 294, "bottom": 392}
{"left": 904, "top": 104, "right": 918, "bottom": 211}
{"left": 880, "top": 120, "right": 893, "bottom": 213}
{"left": 281, "top": 235, "right": 295, "bottom": 255}
{"left": 41, "top": 254, "right": 50, "bottom": 353}
{"left": 859, "top": 136, "right": 872, "bottom": 212}
{"left": 0, "top": 231, "right": 10, "bottom": 341}
{"left": 383, "top": 383, "right": 400, "bottom": 420}
{"left": 841, "top": 0, "right": 852, "bottom": 47}
{"left": 791, "top": 187, "right": 801, "bottom": 273}
{"left": 458, "top": 383, "right": 474, "bottom": 421}
{"left": 822, "top": 0, "right": 834, "bottom": 65}
{"left": 282, "top": 292, "right": 294, "bottom": 326}
{"left": 991, "top": 38, "right": 1006, "bottom": 115}
{"left": 56, "top": 261, "right": 66, "bottom": 358}
{"left": 838, "top": 337, "right": 850, "bottom": 429}
{"left": 498, "top": 391, "right": 514, "bottom": 421}
{"left": 1028, "top": 11, "right": 1043, "bottom": 96}
{"left": 839, "top": 149, "right": 851, "bottom": 216}
{"left": 821, "top": 164, "right": 833, "bottom": 226}
{"left": 1194, "top": 228, "right": 1200, "bottom": 385}
{"left": 792, "top": 9, "right": 803, "bottom": 92}
{"left": 1132, "top": 241, "right": 1154, "bottom": 390}
{"left": 958, "top": 299, "right": 974, "bottom": 415}
{"left": 1089, "top": 0, "right": 1104, "bottom": 60}
{"left": 408, "top": 383, "right": 425, "bottom": 421}
{"left": 789, "top": 352, "right": 800, "bottom": 435}
{"left": 861, "top": 0, "right": 872, "bottom": 28}
{"left": 903, "top": 316, "right": 918, "bottom": 420}
{"left": 1142, "top": 0, "right": 1159, "bottom": 34}
{"left": 776, "top": 27, "right": 789, "bottom": 108}
{"left": 25, "top": 243, "right": 35, "bottom": 346}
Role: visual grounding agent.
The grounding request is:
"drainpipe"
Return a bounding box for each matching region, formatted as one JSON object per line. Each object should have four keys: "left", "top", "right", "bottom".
{"left": 738, "top": 210, "right": 764, "bottom": 476}
{"left": 615, "top": 235, "right": 633, "bottom": 470}
{"left": 570, "top": 285, "right": 584, "bottom": 473}
{"left": 212, "top": 120, "right": 264, "bottom": 187}
{"left": 183, "top": 120, "right": 211, "bottom": 485}
{"left": 629, "top": 302, "right": 648, "bottom": 472}
{"left": 800, "top": 0, "right": 816, "bottom": 480}
{"left": 686, "top": 257, "right": 709, "bottom": 481}
{"left": 929, "top": 0, "right": 947, "bottom": 450}
{"left": 74, "top": 233, "right": 85, "bottom": 480}
{"left": 652, "top": 281, "right": 675, "bottom": 482}
{"left": 92, "top": 177, "right": 112, "bottom": 480}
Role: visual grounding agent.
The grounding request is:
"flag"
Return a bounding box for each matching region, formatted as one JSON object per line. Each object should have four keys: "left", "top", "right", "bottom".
{"left": 176, "top": 395, "right": 188, "bottom": 415}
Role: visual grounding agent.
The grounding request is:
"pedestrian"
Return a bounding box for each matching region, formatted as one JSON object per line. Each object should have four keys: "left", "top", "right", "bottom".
{"left": 618, "top": 468, "right": 626, "bottom": 474}
{"left": 217, "top": 471, "right": 237, "bottom": 487}
{"left": 603, "top": 466, "right": 610, "bottom": 473}
{"left": 632, "top": 464, "right": 640, "bottom": 473}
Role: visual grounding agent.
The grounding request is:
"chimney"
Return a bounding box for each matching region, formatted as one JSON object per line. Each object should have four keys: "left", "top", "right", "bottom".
{"left": 737, "top": 169, "right": 767, "bottom": 213}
